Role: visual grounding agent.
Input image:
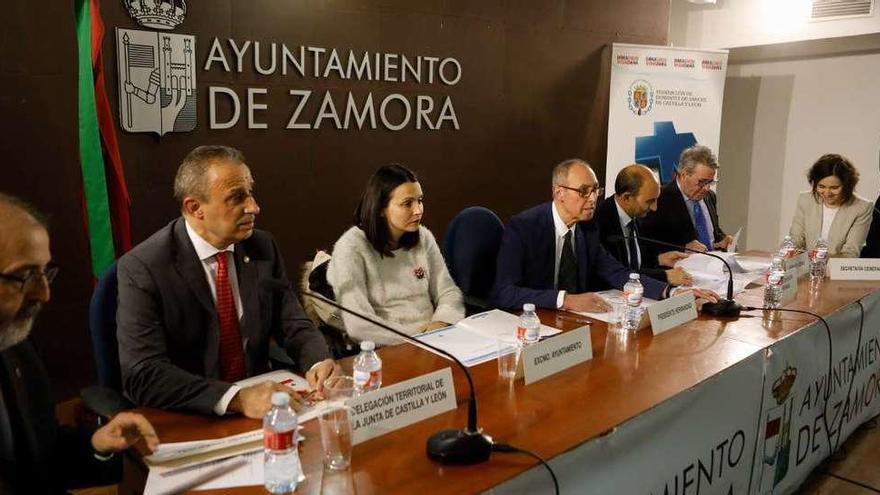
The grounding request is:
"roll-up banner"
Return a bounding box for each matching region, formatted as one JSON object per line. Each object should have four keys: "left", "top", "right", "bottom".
{"left": 606, "top": 43, "right": 728, "bottom": 190}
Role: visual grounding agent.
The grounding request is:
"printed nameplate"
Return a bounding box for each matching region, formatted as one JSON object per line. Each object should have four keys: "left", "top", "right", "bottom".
{"left": 346, "top": 367, "right": 456, "bottom": 445}
{"left": 784, "top": 252, "right": 808, "bottom": 278}
{"left": 829, "top": 258, "right": 880, "bottom": 280}
{"left": 781, "top": 268, "right": 798, "bottom": 304}
{"left": 647, "top": 292, "right": 697, "bottom": 335}
{"left": 522, "top": 326, "right": 592, "bottom": 385}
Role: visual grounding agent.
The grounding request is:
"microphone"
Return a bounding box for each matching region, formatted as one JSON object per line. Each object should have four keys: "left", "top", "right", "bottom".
{"left": 262, "top": 279, "right": 493, "bottom": 465}
{"left": 608, "top": 234, "right": 742, "bottom": 317}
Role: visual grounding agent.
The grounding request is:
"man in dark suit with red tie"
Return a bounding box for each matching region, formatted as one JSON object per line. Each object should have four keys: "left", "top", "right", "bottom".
{"left": 641, "top": 145, "right": 733, "bottom": 253}
{"left": 0, "top": 193, "right": 158, "bottom": 494}
{"left": 117, "top": 145, "right": 335, "bottom": 419}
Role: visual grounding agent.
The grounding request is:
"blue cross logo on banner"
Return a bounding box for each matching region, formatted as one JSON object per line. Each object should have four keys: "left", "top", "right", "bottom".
{"left": 634, "top": 121, "right": 697, "bottom": 184}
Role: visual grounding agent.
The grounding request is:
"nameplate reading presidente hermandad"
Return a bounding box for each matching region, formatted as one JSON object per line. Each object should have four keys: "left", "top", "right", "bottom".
{"left": 345, "top": 367, "right": 456, "bottom": 445}
{"left": 522, "top": 326, "right": 592, "bottom": 385}
{"left": 647, "top": 292, "right": 696, "bottom": 335}
{"left": 829, "top": 258, "right": 880, "bottom": 280}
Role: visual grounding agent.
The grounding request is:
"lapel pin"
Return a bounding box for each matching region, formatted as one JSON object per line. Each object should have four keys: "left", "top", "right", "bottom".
{"left": 243, "top": 256, "right": 250, "bottom": 264}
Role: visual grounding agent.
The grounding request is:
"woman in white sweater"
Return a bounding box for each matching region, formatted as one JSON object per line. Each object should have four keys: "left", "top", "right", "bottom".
{"left": 326, "top": 164, "right": 465, "bottom": 346}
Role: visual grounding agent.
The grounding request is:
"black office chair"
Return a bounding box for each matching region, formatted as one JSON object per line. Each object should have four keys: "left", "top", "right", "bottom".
{"left": 81, "top": 262, "right": 132, "bottom": 419}
{"left": 442, "top": 206, "right": 505, "bottom": 313}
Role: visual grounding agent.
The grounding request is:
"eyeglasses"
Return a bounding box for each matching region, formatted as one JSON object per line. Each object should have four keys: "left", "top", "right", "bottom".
{"left": 0, "top": 263, "right": 59, "bottom": 293}
{"left": 558, "top": 184, "right": 604, "bottom": 199}
{"left": 696, "top": 178, "right": 718, "bottom": 189}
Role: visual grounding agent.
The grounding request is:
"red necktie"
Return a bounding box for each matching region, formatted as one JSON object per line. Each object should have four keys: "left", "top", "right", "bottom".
{"left": 215, "top": 251, "right": 246, "bottom": 382}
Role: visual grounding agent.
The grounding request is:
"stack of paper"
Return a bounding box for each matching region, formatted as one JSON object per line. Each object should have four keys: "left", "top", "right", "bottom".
{"left": 675, "top": 252, "right": 767, "bottom": 296}
{"left": 572, "top": 289, "right": 657, "bottom": 324}
{"left": 143, "top": 369, "right": 317, "bottom": 494}
{"left": 415, "top": 309, "right": 561, "bottom": 366}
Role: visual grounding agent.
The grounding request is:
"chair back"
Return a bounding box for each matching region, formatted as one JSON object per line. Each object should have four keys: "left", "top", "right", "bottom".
{"left": 89, "top": 262, "right": 122, "bottom": 391}
{"left": 442, "top": 207, "right": 504, "bottom": 303}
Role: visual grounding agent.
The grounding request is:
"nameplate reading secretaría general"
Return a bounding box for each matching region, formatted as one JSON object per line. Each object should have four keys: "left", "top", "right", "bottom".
{"left": 829, "top": 258, "right": 880, "bottom": 280}
{"left": 522, "top": 326, "right": 592, "bottom": 385}
{"left": 345, "top": 367, "right": 456, "bottom": 445}
{"left": 647, "top": 292, "right": 696, "bottom": 335}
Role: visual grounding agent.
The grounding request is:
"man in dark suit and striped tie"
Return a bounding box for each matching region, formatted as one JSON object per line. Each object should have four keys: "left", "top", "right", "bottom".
{"left": 490, "top": 159, "right": 718, "bottom": 312}
{"left": 641, "top": 145, "right": 733, "bottom": 253}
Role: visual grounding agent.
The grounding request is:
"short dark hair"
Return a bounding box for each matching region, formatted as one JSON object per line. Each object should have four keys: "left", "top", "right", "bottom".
{"left": 808, "top": 154, "right": 859, "bottom": 205}
{"left": 354, "top": 164, "right": 420, "bottom": 257}
{"left": 0, "top": 192, "right": 49, "bottom": 229}
{"left": 174, "top": 145, "right": 246, "bottom": 205}
{"left": 614, "top": 165, "right": 647, "bottom": 196}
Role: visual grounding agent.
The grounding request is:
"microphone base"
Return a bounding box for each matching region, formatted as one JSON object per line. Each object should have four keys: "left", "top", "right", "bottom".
{"left": 701, "top": 299, "right": 742, "bottom": 317}
{"left": 427, "top": 428, "right": 493, "bottom": 465}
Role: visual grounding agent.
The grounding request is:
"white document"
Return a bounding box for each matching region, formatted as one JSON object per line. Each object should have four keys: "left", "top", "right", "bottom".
{"left": 234, "top": 369, "right": 310, "bottom": 391}
{"left": 234, "top": 370, "right": 322, "bottom": 424}
{"left": 573, "top": 289, "right": 658, "bottom": 323}
{"left": 726, "top": 227, "right": 742, "bottom": 253}
{"left": 415, "top": 309, "right": 561, "bottom": 366}
{"left": 675, "top": 252, "right": 765, "bottom": 296}
{"left": 144, "top": 450, "right": 265, "bottom": 494}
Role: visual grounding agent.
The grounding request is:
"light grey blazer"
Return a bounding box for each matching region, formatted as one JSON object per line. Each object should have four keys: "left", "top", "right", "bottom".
{"left": 789, "top": 191, "right": 873, "bottom": 258}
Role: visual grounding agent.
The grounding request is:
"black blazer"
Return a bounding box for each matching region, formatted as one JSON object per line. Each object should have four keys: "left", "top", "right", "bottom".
{"left": 640, "top": 180, "right": 726, "bottom": 249}
{"left": 594, "top": 196, "right": 669, "bottom": 283}
{"left": 0, "top": 340, "right": 114, "bottom": 494}
{"left": 860, "top": 195, "right": 880, "bottom": 258}
{"left": 489, "top": 202, "right": 667, "bottom": 310}
{"left": 117, "top": 218, "right": 331, "bottom": 415}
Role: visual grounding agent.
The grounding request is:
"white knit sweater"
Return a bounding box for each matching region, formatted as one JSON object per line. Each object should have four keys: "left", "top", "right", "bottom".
{"left": 326, "top": 226, "right": 465, "bottom": 346}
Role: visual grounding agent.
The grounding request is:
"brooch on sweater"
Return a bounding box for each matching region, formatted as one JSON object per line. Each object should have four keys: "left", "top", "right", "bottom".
{"left": 413, "top": 266, "right": 426, "bottom": 280}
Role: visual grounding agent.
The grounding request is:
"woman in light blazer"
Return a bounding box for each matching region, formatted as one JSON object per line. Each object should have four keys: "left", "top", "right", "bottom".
{"left": 789, "top": 154, "right": 873, "bottom": 258}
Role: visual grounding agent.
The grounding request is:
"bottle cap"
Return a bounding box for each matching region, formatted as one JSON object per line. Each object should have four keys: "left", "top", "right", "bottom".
{"left": 523, "top": 303, "right": 535, "bottom": 312}
{"left": 271, "top": 392, "right": 290, "bottom": 406}
{"left": 629, "top": 272, "right": 640, "bottom": 280}
{"left": 360, "top": 340, "right": 376, "bottom": 351}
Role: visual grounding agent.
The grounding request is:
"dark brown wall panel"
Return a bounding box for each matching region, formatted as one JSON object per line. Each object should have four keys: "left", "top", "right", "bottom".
{"left": 4, "top": 0, "right": 668, "bottom": 399}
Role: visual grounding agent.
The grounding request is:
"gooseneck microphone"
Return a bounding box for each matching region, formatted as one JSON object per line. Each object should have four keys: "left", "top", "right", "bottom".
{"left": 608, "top": 233, "right": 742, "bottom": 317}
{"left": 262, "top": 278, "right": 493, "bottom": 465}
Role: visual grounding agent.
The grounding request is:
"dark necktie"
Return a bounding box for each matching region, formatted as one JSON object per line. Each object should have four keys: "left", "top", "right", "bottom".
{"left": 558, "top": 230, "right": 579, "bottom": 293}
{"left": 216, "top": 251, "right": 246, "bottom": 382}
{"left": 626, "top": 221, "right": 639, "bottom": 270}
{"left": 692, "top": 200, "right": 713, "bottom": 249}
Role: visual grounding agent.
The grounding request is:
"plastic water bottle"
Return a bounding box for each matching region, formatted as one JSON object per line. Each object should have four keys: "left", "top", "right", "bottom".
{"left": 517, "top": 303, "right": 540, "bottom": 345}
{"left": 763, "top": 256, "right": 785, "bottom": 309}
{"left": 809, "top": 238, "right": 829, "bottom": 280}
{"left": 264, "top": 392, "right": 299, "bottom": 494}
{"left": 779, "top": 235, "right": 797, "bottom": 259}
{"left": 622, "top": 273, "right": 644, "bottom": 332}
{"left": 353, "top": 340, "right": 382, "bottom": 394}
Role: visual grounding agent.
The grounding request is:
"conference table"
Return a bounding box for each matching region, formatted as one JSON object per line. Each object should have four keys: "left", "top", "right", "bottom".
{"left": 122, "top": 268, "right": 880, "bottom": 494}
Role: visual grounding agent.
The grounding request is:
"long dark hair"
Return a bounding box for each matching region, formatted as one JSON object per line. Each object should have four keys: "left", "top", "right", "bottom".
{"left": 808, "top": 154, "right": 859, "bottom": 205}
{"left": 354, "top": 164, "right": 420, "bottom": 257}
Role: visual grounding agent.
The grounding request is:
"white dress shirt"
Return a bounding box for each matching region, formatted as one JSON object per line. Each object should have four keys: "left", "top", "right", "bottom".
{"left": 184, "top": 220, "right": 244, "bottom": 415}
{"left": 552, "top": 202, "right": 576, "bottom": 308}
{"left": 677, "top": 179, "right": 716, "bottom": 245}
{"left": 614, "top": 199, "right": 641, "bottom": 268}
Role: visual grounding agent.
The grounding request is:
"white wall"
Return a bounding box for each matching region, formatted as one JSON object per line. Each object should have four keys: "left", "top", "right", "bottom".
{"left": 717, "top": 40, "right": 880, "bottom": 251}
{"left": 670, "top": 0, "right": 880, "bottom": 49}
